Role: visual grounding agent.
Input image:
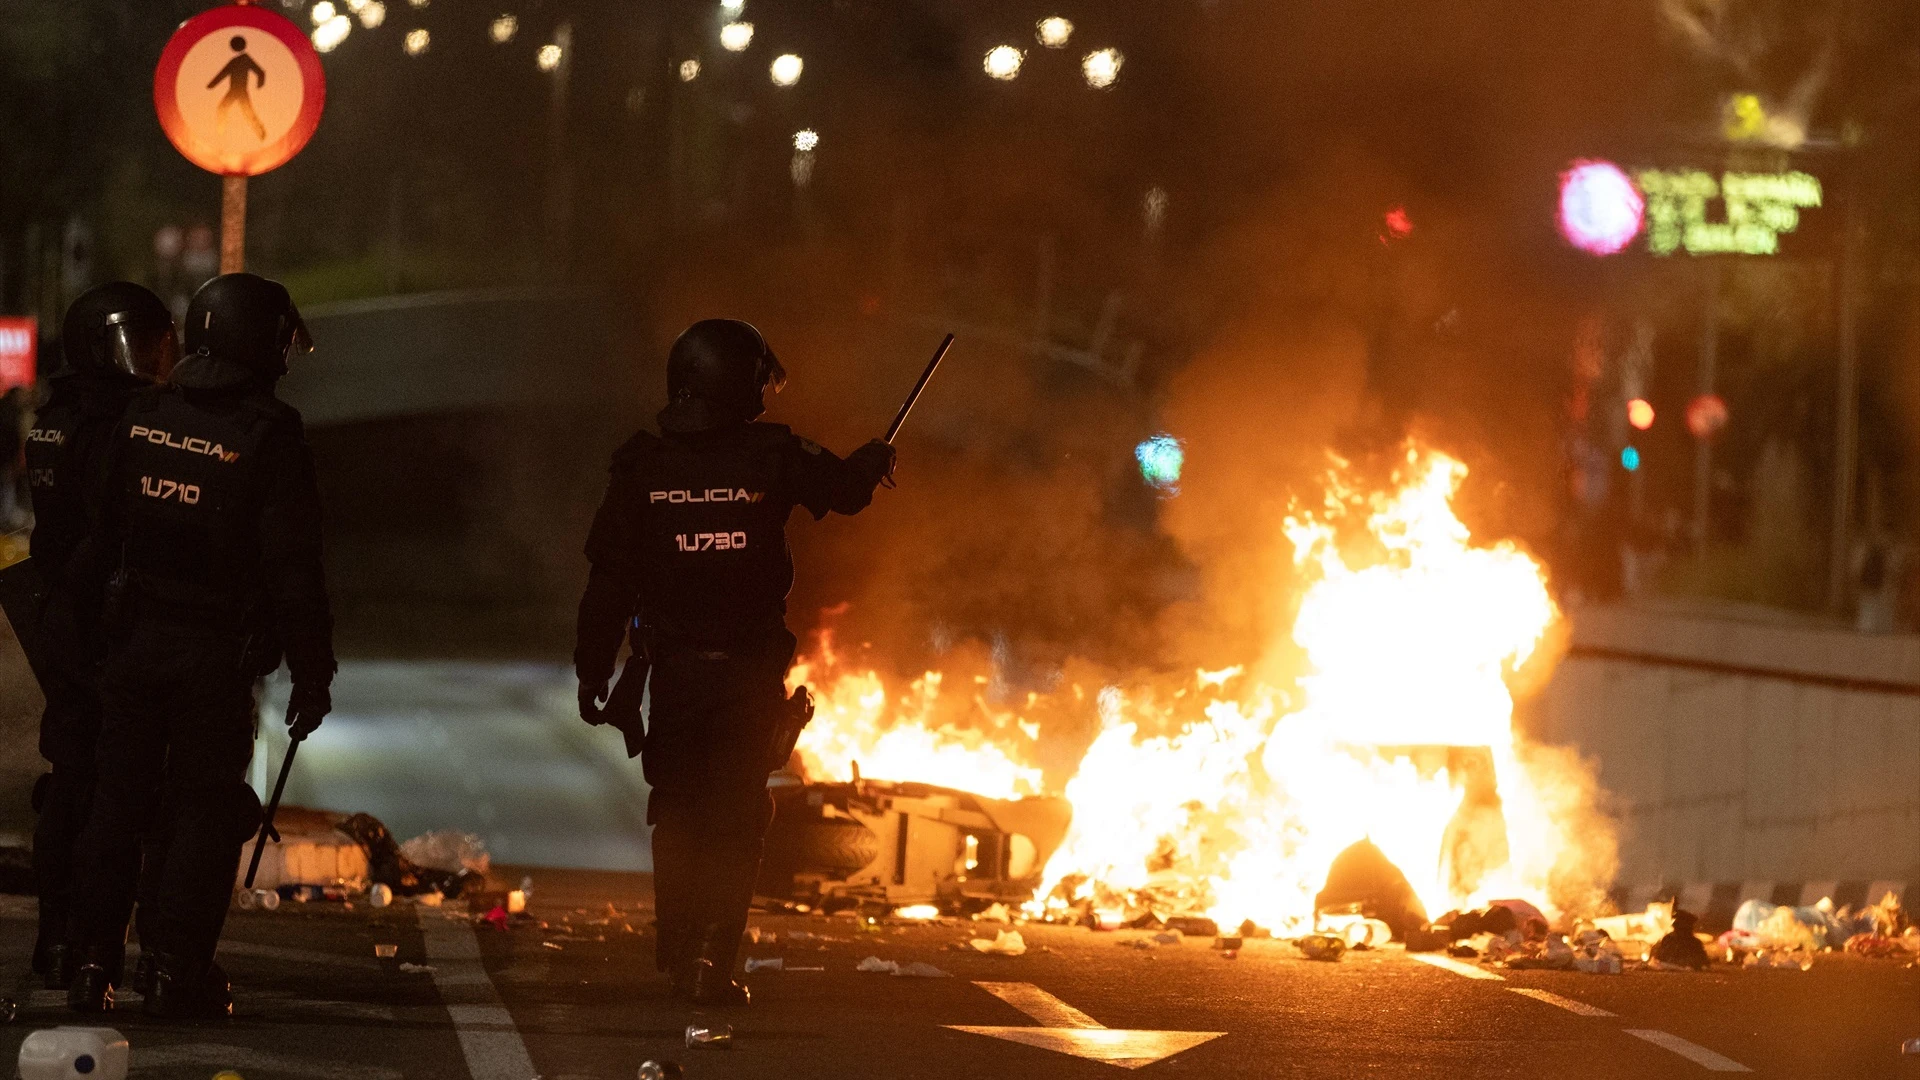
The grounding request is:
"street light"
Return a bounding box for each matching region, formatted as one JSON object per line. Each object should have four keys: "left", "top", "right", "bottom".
{"left": 408, "top": 0, "right": 428, "bottom": 7}
{"left": 770, "top": 53, "right": 803, "bottom": 87}
{"left": 310, "top": 1, "right": 338, "bottom": 26}
{"left": 312, "top": 13, "right": 351, "bottom": 51}
{"left": 537, "top": 42, "right": 563, "bottom": 71}
{"left": 721, "top": 0, "right": 745, "bottom": 12}
{"left": 793, "top": 128, "right": 819, "bottom": 152}
{"left": 404, "top": 27, "right": 430, "bottom": 54}
{"left": 719, "top": 21, "right": 753, "bottom": 52}
{"left": 1082, "top": 48, "right": 1122, "bottom": 88}
{"left": 490, "top": 14, "right": 517, "bottom": 43}
{"left": 1037, "top": 17, "right": 1073, "bottom": 48}
{"left": 356, "top": 0, "right": 385, "bottom": 28}
{"left": 679, "top": 58, "right": 701, "bottom": 82}
{"left": 984, "top": 45, "right": 1023, "bottom": 80}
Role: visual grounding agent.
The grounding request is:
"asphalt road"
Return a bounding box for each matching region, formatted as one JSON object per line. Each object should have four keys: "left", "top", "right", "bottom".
{"left": 0, "top": 869, "right": 1913, "bottom": 1080}
{"left": 255, "top": 662, "right": 652, "bottom": 872}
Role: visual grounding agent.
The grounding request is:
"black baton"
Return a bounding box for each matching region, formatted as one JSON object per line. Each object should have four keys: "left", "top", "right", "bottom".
{"left": 884, "top": 333, "right": 955, "bottom": 445}
{"left": 244, "top": 732, "right": 304, "bottom": 890}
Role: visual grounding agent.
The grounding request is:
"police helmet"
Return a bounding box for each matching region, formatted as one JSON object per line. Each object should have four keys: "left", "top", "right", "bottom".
{"left": 658, "top": 319, "right": 787, "bottom": 433}
{"left": 183, "top": 273, "right": 312, "bottom": 380}
{"left": 55, "top": 282, "right": 177, "bottom": 384}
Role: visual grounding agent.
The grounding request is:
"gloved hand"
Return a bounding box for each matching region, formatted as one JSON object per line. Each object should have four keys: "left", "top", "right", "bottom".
{"left": 849, "top": 439, "right": 898, "bottom": 489}
{"left": 287, "top": 683, "right": 330, "bottom": 741}
{"left": 578, "top": 678, "right": 609, "bottom": 725}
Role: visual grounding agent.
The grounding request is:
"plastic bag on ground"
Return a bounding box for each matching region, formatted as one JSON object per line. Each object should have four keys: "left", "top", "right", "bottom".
{"left": 969, "top": 930, "right": 1027, "bottom": 956}
{"left": 857, "top": 956, "right": 900, "bottom": 974}
{"left": 1734, "top": 900, "right": 1838, "bottom": 951}
{"left": 400, "top": 830, "right": 492, "bottom": 876}
{"left": 19, "top": 1027, "right": 129, "bottom": 1080}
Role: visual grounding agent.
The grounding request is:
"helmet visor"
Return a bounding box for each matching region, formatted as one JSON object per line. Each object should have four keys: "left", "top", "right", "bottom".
{"left": 104, "top": 314, "right": 179, "bottom": 383}
{"left": 760, "top": 347, "right": 787, "bottom": 395}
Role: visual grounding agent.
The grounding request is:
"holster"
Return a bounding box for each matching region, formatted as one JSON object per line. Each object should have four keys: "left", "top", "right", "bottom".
{"left": 766, "top": 685, "right": 814, "bottom": 772}
{"left": 603, "top": 649, "right": 650, "bottom": 759}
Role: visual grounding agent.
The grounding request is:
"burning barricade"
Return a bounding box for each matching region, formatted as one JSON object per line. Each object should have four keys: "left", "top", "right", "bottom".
{"left": 764, "top": 448, "right": 1620, "bottom": 951}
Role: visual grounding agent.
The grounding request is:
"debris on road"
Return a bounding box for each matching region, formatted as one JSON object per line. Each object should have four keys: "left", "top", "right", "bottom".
{"left": 1902, "top": 1037, "right": 1920, "bottom": 1056}
{"left": 685, "top": 1023, "right": 733, "bottom": 1049}
{"left": 18, "top": 1026, "right": 129, "bottom": 1080}
{"left": 398, "top": 962, "right": 435, "bottom": 973}
{"left": 639, "top": 1062, "right": 685, "bottom": 1080}
{"left": 1733, "top": 899, "right": 1838, "bottom": 951}
{"left": 744, "top": 958, "right": 784, "bottom": 973}
{"left": 972, "top": 902, "right": 1011, "bottom": 923}
{"left": 1314, "top": 840, "right": 1429, "bottom": 941}
{"left": 1649, "top": 910, "right": 1710, "bottom": 970}
{"left": 1296, "top": 934, "right": 1347, "bottom": 962}
{"left": 374, "top": 944, "right": 398, "bottom": 958}
{"left": 368, "top": 883, "right": 393, "bottom": 908}
{"left": 400, "top": 828, "right": 492, "bottom": 877}
{"left": 854, "top": 956, "right": 950, "bottom": 977}
{"left": 969, "top": 929, "right": 1028, "bottom": 956}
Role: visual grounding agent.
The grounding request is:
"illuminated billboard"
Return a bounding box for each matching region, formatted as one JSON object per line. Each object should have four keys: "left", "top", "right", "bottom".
{"left": 1557, "top": 159, "right": 1823, "bottom": 258}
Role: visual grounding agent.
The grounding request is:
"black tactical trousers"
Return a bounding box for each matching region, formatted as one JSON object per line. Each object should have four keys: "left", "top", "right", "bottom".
{"left": 69, "top": 622, "right": 259, "bottom": 980}
{"left": 33, "top": 653, "right": 101, "bottom": 963}
{"left": 643, "top": 630, "right": 792, "bottom": 976}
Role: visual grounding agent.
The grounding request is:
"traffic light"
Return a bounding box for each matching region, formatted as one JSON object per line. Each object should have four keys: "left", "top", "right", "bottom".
{"left": 1627, "top": 398, "right": 1654, "bottom": 430}
{"left": 1620, "top": 446, "right": 1641, "bottom": 472}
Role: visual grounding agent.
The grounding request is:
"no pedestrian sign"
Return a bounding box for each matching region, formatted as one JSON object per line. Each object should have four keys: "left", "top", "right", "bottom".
{"left": 154, "top": 4, "right": 326, "bottom": 177}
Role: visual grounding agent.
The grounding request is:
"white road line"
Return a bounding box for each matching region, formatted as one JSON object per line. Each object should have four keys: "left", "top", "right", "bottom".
{"left": 220, "top": 940, "right": 380, "bottom": 969}
{"left": 1507, "top": 988, "right": 1616, "bottom": 1017}
{"left": 1407, "top": 953, "right": 1506, "bottom": 981}
{"left": 421, "top": 914, "right": 539, "bottom": 1080}
{"left": 1625, "top": 1029, "right": 1754, "bottom": 1072}
{"left": 974, "top": 981, "right": 1104, "bottom": 1028}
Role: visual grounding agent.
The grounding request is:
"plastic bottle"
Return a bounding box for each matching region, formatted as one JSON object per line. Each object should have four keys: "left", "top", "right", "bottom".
{"left": 18, "top": 1027, "right": 129, "bottom": 1080}
{"left": 638, "top": 1062, "right": 684, "bottom": 1079}
{"left": 685, "top": 1023, "right": 733, "bottom": 1049}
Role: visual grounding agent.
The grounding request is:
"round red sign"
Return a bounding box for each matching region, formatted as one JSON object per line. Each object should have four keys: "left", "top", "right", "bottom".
{"left": 154, "top": 4, "right": 326, "bottom": 177}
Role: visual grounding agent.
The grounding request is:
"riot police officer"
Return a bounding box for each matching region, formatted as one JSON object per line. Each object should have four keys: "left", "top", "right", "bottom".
{"left": 27, "top": 283, "right": 177, "bottom": 989}
{"left": 575, "top": 319, "right": 895, "bottom": 1007}
{"left": 66, "top": 273, "right": 335, "bottom": 1018}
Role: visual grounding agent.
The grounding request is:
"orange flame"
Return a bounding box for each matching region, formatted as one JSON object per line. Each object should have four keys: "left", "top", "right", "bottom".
{"left": 786, "top": 446, "right": 1613, "bottom": 931}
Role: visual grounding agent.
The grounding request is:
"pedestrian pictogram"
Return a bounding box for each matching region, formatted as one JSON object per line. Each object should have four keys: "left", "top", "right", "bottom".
{"left": 154, "top": 3, "right": 326, "bottom": 273}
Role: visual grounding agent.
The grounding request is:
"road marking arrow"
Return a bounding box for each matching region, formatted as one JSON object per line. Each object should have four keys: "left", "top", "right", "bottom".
{"left": 947, "top": 981, "right": 1225, "bottom": 1070}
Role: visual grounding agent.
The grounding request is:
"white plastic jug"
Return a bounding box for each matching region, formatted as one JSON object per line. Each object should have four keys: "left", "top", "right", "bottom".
{"left": 18, "top": 1026, "right": 129, "bottom": 1080}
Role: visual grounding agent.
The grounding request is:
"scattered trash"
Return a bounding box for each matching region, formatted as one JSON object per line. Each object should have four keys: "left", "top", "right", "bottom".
{"left": 541, "top": 941, "right": 564, "bottom": 951}
{"left": 969, "top": 930, "right": 1027, "bottom": 956}
{"left": 972, "top": 903, "right": 1011, "bottom": 923}
{"left": 784, "top": 965, "right": 826, "bottom": 972}
{"left": 1845, "top": 933, "right": 1914, "bottom": 959}
{"left": 414, "top": 891, "right": 444, "bottom": 908}
{"left": 1332, "top": 918, "right": 1393, "bottom": 950}
{"left": 1742, "top": 948, "right": 1813, "bottom": 971}
{"left": 1214, "top": 935, "right": 1244, "bottom": 952}
{"left": 1648, "top": 910, "right": 1710, "bottom": 971}
{"left": 1503, "top": 935, "right": 1576, "bottom": 970}
{"left": 507, "top": 890, "right": 527, "bottom": 915}
{"left": 400, "top": 829, "right": 492, "bottom": 877}
{"left": 744, "top": 958, "right": 784, "bottom": 973}
{"left": 1590, "top": 900, "right": 1673, "bottom": 946}
{"left": 685, "top": 1023, "right": 733, "bottom": 1049}
{"left": 213, "top": 1072, "right": 244, "bottom": 1080}
{"left": 1296, "top": 935, "right": 1347, "bottom": 962}
{"left": 856, "top": 956, "right": 899, "bottom": 974}
{"left": 893, "top": 904, "right": 941, "bottom": 920}
{"left": 0, "top": 998, "right": 15, "bottom": 1023}
{"left": 1165, "top": 916, "right": 1219, "bottom": 938}
{"left": 1733, "top": 899, "right": 1837, "bottom": 952}
{"left": 1314, "top": 840, "right": 1429, "bottom": 941}
{"left": 1901, "top": 1037, "right": 1920, "bottom": 1056}
{"left": 1091, "top": 909, "right": 1125, "bottom": 931}
{"left": 1152, "top": 930, "right": 1184, "bottom": 946}
{"left": 745, "top": 927, "right": 773, "bottom": 944}
{"left": 481, "top": 905, "right": 509, "bottom": 931}
{"left": 368, "top": 883, "right": 393, "bottom": 908}
{"left": 19, "top": 1026, "right": 129, "bottom": 1080}
{"left": 398, "top": 962, "right": 435, "bottom": 974}
{"left": 374, "top": 944, "right": 398, "bottom": 958}
{"left": 639, "top": 1062, "right": 684, "bottom": 1080}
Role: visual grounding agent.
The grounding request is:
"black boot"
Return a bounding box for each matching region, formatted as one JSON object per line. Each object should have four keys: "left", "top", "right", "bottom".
{"left": 66, "top": 948, "right": 115, "bottom": 1013}
{"left": 42, "top": 943, "right": 76, "bottom": 991}
{"left": 689, "top": 958, "right": 750, "bottom": 1007}
{"left": 145, "top": 952, "right": 231, "bottom": 1022}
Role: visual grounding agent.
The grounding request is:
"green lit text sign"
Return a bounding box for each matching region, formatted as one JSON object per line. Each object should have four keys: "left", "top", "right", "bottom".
{"left": 1635, "top": 169, "right": 1822, "bottom": 256}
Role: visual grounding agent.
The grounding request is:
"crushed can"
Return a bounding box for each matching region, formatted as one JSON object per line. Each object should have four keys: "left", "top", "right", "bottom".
{"left": 685, "top": 1022, "right": 734, "bottom": 1049}
{"left": 638, "top": 1062, "right": 685, "bottom": 1080}
{"left": 18, "top": 1026, "right": 130, "bottom": 1080}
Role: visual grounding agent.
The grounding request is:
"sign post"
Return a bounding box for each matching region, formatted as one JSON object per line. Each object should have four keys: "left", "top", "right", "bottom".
{"left": 154, "top": 2, "right": 326, "bottom": 274}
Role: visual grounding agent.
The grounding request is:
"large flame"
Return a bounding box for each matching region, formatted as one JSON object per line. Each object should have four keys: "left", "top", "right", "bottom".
{"left": 786, "top": 447, "right": 1613, "bottom": 932}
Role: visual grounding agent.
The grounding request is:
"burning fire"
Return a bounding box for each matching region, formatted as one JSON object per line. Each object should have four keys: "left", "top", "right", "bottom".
{"left": 787, "top": 446, "right": 1613, "bottom": 933}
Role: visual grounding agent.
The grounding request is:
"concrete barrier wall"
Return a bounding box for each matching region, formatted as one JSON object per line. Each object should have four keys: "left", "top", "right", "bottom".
{"left": 1532, "top": 602, "right": 1920, "bottom": 894}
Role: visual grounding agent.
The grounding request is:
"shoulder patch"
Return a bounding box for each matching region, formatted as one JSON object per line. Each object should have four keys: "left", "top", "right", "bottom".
{"left": 797, "top": 437, "right": 824, "bottom": 456}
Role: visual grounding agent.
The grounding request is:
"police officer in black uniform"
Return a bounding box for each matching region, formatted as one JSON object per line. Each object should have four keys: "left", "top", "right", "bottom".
{"left": 26, "top": 283, "right": 177, "bottom": 989}
{"left": 575, "top": 320, "right": 895, "bottom": 1007}
{"left": 66, "top": 273, "right": 335, "bottom": 1018}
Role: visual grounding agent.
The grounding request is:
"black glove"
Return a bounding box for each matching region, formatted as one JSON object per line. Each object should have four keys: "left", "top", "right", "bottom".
{"left": 578, "top": 677, "right": 609, "bottom": 725}
{"left": 849, "top": 439, "right": 898, "bottom": 489}
{"left": 287, "top": 683, "right": 331, "bottom": 741}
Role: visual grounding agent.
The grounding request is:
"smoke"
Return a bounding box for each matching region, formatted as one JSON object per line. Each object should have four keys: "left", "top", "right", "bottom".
{"left": 1659, "top": 0, "right": 1836, "bottom": 148}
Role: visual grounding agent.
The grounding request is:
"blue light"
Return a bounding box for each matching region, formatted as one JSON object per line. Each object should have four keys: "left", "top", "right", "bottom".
{"left": 1621, "top": 446, "right": 1641, "bottom": 472}
{"left": 1135, "top": 434, "right": 1184, "bottom": 493}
